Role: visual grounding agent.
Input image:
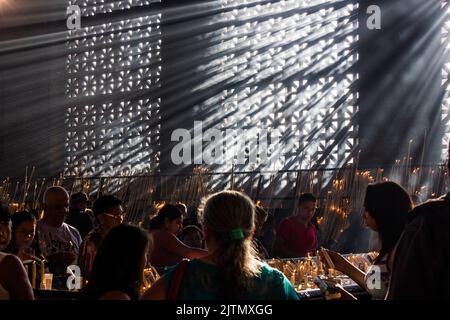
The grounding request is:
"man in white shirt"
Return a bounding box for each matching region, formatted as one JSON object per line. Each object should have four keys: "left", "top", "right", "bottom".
{"left": 38, "top": 186, "right": 82, "bottom": 288}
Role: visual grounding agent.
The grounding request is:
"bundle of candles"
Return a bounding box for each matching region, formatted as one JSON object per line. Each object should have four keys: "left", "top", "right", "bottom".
{"left": 23, "top": 257, "right": 48, "bottom": 290}
{"left": 142, "top": 266, "right": 161, "bottom": 292}
{"left": 2, "top": 154, "right": 448, "bottom": 228}
{"left": 267, "top": 251, "right": 375, "bottom": 292}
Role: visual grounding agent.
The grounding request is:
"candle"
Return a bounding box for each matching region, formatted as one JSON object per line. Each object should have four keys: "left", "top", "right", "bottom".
{"left": 298, "top": 266, "right": 304, "bottom": 290}
{"left": 142, "top": 273, "right": 150, "bottom": 290}
{"left": 303, "top": 274, "right": 308, "bottom": 288}
{"left": 317, "top": 253, "right": 324, "bottom": 274}
{"left": 328, "top": 268, "right": 335, "bottom": 277}
{"left": 40, "top": 260, "right": 45, "bottom": 289}
{"left": 31, "top": 261, "right": 36, "bottom": 289}
{"left": 151, "top": 266, "right": 160, "bottom": 281}
{"left": 321, "top": 249, "right": 335, "bottom": 269}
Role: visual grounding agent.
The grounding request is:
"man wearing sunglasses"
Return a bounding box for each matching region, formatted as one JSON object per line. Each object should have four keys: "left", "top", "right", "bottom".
{"left": 78, "top": 195, "right": 124, "bottom": 279}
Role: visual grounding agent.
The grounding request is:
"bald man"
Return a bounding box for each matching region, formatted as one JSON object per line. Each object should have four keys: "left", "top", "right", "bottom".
{"left": 37, "top": 187, "right": 82, "bottom": 287}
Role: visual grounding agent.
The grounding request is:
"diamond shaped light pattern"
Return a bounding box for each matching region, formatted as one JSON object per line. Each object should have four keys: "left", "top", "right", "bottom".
{"left": 442, "top": 0, "right": 450, "bottom": 161}
{"left": 193, "top": 0, "right": 359, "bottom": 191}
{"left": 65, "top": 0, "right": 161, "bottom": 176}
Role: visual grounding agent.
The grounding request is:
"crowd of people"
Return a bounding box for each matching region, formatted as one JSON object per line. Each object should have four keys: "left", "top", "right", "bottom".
{"left": 0, "top": 169, "right": 449, "bottom": 300}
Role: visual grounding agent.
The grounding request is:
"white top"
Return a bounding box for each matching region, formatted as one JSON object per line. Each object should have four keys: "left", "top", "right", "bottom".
{"left": 37, "top": 221, "right": 82, "bottom": 256}
{"left": 0, "top": 252, "right": 11, "bottom": 300}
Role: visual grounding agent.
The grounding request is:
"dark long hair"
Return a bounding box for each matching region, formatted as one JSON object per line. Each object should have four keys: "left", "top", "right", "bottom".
{"left": 0, "top": 203, "right": 11, "bottom": 251}
{"left": 79, "top": 224, "right": 149, "bottom": 300}
{"left": 364, "top": 182, "right": 412, "bottom": 263}
{"left": 0, "top": 203, "right": 10, "bottom": 223}
{"left": 5, "top": 211, "right": 40, "bottom": 256}
{"left": 149, "top": 204, "right": 183, "bottom": 230}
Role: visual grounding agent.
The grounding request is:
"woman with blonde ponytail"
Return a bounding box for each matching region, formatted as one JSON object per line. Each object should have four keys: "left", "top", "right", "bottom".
{"left": 142, "top": 191, "right": 299, "bottom": 300}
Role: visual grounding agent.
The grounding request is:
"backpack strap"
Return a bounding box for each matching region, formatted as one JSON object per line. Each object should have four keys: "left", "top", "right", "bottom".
{"left": 167, "top": 259, "right": 189, "bottom": 300}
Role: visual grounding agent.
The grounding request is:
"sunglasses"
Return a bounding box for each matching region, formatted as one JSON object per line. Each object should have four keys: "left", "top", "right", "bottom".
{"left": 102, "top": 212, "right": 125, "bottom": 221}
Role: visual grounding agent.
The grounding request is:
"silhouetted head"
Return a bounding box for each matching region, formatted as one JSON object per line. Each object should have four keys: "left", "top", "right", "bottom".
{"left": 93, "top": 195, "right": 124, "bottom": 234}
{"left": 149, "top": 204, "right": 183, "bottom": 235}
{"left": 70, "top": 192, "right": 89, "bottom": 211}
{"left": 295, "top": 193, "right": 317, "bottom": 224}
{"left": 43, "top": 186, "right": 70, "bottom": 228}
{"left": 80, "top": 223, "right": 149, "bottom": 300}
{"left": 0, "top": 203, "right": 12, "bottom": 250}
{"left": 364, "top": 181, "right": 412, "bottom": 260}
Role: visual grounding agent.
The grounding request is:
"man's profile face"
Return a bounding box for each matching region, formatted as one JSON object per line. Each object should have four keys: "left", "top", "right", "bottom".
{"left": 297, "top": 201, "right": 316, "bottom": 223}
{"left": 44, "top": 192, "right": 69, "bottom": 227}
{"left": 98, "top": 205, "right": 124, "bottom": 233}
